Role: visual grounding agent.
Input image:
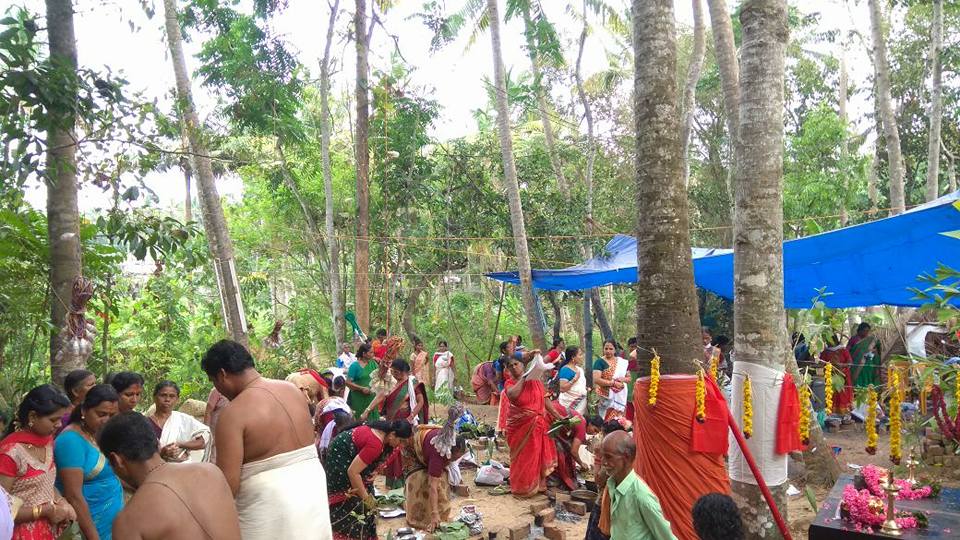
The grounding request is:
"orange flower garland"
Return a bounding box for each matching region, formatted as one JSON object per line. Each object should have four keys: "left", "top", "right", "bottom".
{"left": 865, "top": 386, "right": 878, "bottom": 455}
{"left": 798, "top": 381, "right": 811, "bottom": 446}
{"left": 648, "top": 352, "right": 661, "bottom": 406}
{"left": 889, "top": 370, "right": 902, "bottom": 465}
{"left": 695, "top": 368, "right": 706, "bottom": 423}
{"left": 824, "top": 361, "right": 834, "bottom": 412}
{"left": 742, "top": 374, "right": 753, "bottom": 439}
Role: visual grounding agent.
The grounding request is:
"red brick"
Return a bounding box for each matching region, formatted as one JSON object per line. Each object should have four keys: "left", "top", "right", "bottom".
{"left": 554, "top": 492, "right": 571, "bottom": 503}
{"left": 529, "top": 501, "right": 550, "bottom": 514}
{"left": 451, "top": 484, "right": 470, "bottom": 497}
{"left": 563, "top": 500, "right": 587, "bottom": 516}
{"left": 537, "top": 508, "right": 556, "bottom": 524}
{"left": 544, "top": 525, "right": 566, "bottom": 540}
{"left": 509, "top": 523, "right": 531, "bottom": 540}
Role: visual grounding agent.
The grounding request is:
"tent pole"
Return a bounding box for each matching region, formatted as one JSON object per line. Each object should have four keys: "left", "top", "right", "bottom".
{"left": 583, "top": 290, "right": 594, "bottom": 394}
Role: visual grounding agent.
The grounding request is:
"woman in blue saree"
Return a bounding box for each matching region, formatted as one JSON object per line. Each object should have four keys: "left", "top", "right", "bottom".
{"left": 54, "top": 385, "right": 123, "bottom": 540}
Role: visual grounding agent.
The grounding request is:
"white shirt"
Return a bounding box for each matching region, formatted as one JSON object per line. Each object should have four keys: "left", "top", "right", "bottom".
{"left": 337, "top": 352, "right": 356, "bottom": 369}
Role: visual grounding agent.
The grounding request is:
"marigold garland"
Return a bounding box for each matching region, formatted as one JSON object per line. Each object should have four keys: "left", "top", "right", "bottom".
{"left": 695, "top": 368, "right": 706, "bottom": 423}
{"left": 647, "top": 352, "right": 661, "bottom": 407}
{"left": 798, "top": 381, "right": 811, "bottom": 446}
{"left": 889, "top": 370, "right": 902, "bottom": 465}
{"left": 709, "top": 349, "right": 719, "bottom": 382}
{"left": 742, "top": 374, "right": 753, "bottom": 439}
{"left": 824, "top": 362, "right": 834, "bottom": 413}
{"left": 865, "top": 386, "right": 878, "bottom": 455}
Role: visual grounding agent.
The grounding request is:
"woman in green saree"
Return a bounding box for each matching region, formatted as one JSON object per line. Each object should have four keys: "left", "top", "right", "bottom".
{"left": 346, "top": 344, "right": 377, "bottom": 419}
{"left": 848, "top": 322, "right": 881, "bottom": 388}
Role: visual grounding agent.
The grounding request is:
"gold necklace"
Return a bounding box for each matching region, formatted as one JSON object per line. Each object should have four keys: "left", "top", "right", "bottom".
{"left": 80, "top": 423, "right": 98, "bottom": 446}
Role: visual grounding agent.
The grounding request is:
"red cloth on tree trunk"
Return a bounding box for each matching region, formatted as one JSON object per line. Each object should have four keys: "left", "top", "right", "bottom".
{"left": 690, "top": 376, "right": 729, "bottom": 455}
{"left": 776, "top": 373, "right": 803, "bottom": 454}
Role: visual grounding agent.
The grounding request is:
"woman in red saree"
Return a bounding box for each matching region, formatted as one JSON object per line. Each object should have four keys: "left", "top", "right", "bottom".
{"left": 503, "top": 356, "right": 560, "bottom": 498}
{"left": 0, "top": 385, "right": 76, "bottom": 540}
{"left": 548, "top": 402, "right": 592, "bottom": 491}
{"left": 820, "top": 334, "right": 854, "bottom": 414}
{"left": 379, "top": 359, "right": 428, "bottom": 488}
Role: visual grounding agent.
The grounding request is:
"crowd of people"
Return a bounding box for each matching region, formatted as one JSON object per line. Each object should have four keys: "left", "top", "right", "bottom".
{"left": 0, "top": 324, "right": 758, "bottom": 540}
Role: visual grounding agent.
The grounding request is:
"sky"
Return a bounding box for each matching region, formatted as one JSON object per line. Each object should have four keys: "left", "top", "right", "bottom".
{"left": 17, "top": 0, "right": 876, "bottom": 213}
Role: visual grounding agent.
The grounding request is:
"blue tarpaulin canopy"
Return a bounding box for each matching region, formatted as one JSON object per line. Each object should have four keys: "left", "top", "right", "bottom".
{"left": 487, "top": 192, "right": 960, "bottom": 309}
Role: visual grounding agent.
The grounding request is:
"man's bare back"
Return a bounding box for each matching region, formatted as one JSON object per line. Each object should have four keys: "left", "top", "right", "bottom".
{"left": 113, "top": 462, "right": 241, "bottom": 540}
{"left": 214, "top": 377, "right": 315, "bottom": 493}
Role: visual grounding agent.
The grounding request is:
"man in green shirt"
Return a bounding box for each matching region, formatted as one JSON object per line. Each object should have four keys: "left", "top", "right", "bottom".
{"left": 600, "top": 431, "right": 677, "bottom": 540}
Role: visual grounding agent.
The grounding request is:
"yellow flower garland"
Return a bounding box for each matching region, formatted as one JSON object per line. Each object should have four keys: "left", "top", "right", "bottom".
{"left": 798, "top": 382, "right": 811, "bottom": 446}
{"left": 865, "top": 386, "right": 878, "bottom": 455}
{"left": 823, "top": 362, "right": 833, "bottom": 413}
{"left": 709, "top": 349, "right": 719, "bottom": 382}
{"left": 889, "top": 370, "right": 902, "bottom": 465}
{"left": 695, "top": 369, "right": 706, "bottom": 423}
{"left": 742, "top": 375, "right": 753, "bottom": 439}
{"left": 648, "top": 353, "right": 661, "bottom": 407}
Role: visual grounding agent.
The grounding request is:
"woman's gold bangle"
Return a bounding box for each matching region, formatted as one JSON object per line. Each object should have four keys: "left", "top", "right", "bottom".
{"left": 32, "top": 505, "right": 40, "bottom": 520}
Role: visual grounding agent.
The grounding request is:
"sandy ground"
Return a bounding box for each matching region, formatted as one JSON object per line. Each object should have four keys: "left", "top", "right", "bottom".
{"left": 376, "top": 405, "right": 954, "bottom": 539}
{"left": 376, "top": 404, "right": 587, "bottom": 539}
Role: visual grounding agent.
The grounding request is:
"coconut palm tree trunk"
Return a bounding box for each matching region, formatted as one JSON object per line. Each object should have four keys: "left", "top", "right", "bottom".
{"left": 162, "top": 0, "right": 247, "bottom": 345}
{"left": 322, "top": 0, "right": 345, "bottom": 351}
{"left": 354, "top": 0, "right": 371, "bottom": 333}
{"left": 681, "top": 0, "right": 706, "bottom": 186}
{"left": 730, "top": 0, "right": 790, "bottom": 533}
{"left": 706, "top": 0, "right": 740, "bottom": 203}
{"left": 869, "top": 0, "right": 906, "bottom": 215}
{"left": 487, "top": 0, "right": 546, "bottom": 350}
{"left": 45, "top": 0, "right": 84, "bottom": 384}
{"left": 521, "top": 4, "right": 569, "bottom": 198}
{"left": 633, "top": 0, "right": 703, "bottom": 373}
{"left": 925, "top": 0, "right": 943, "bottom": 202}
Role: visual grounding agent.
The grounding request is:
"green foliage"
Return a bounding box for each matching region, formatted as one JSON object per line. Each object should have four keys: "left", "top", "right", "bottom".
{"left": 784, "top": 105, "right": 869, "bottom": 237}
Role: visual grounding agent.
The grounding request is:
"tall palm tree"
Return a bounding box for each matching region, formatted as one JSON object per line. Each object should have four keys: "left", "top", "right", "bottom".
{"left": 322, "top": 0, "right": 345, "bottom": 351}
{"left": 162, "top": 0, "right": 248, "bottom": 345}
{"left": 925, "top": 0, "right": 943, "bottom": 202}
{"left": 487, "top": 0, "right": 546, "bottom": 349}
{"left": 354, "top": 0, "right": 371, "bottom": 332}
{"left": 633, "top": 0, "right": 702, "bottom": 371}
{"left": 730, "top": 0, "right": 791, "bottom": 533}
{"left": 45, "top": 0, "right": 84, "bottom": 384}
{"left": 869, "top": 0, "right": 906, "bottom": 214}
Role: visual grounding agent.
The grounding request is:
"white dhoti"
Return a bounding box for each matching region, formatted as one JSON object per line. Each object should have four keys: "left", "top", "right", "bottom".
{"left": 236, "top": 445, "right": 332, "bottom": 540}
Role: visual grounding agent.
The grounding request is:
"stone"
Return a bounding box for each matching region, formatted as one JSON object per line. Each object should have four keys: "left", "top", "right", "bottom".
{"left": 563, "top": 500, "right": 587, "bottom": 516}
{"left": 933, "top": 455, "right": 944, "bottom": 465}
{"left": 826, "top": 424, "right": 840, "bottom": 433}
{"left": 544, "top": 525, "right": 566, "bottom": 540}
{"left": 927, "top": 445, "right": 945, "bottom": 457}
{"left": 508, "top": 523, "right": 531, "bottom": 540}
{"left": 554, "top": 492, "right": 571, "bottom": 504}
{"left": 530, "top": 501, "right": 550, "bottom": 514}
{"left": 451, "top": 484, "right": 470, "bottom": 497}
{"left": 537, "top": 508, "right": 556, "bottom": 524}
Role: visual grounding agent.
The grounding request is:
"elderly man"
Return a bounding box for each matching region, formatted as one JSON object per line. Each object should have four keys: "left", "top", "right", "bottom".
{"left": 599, "top": 431, "right": 676, "bottom": 540}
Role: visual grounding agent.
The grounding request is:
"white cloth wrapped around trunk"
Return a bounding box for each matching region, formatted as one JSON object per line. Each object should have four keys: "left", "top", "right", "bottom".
{"left": 727, "top": 361, "right": 788, "bottom": 487}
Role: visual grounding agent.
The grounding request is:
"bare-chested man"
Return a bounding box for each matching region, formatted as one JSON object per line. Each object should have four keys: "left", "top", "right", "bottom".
{"left": 201, "top": 339, "right": 332, "bottom": 539}
{"left": 99, "top": 412, "right": 240, "bottom": 540}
